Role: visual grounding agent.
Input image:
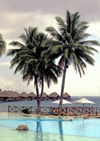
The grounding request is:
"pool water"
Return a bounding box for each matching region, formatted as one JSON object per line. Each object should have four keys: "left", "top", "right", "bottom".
{"left": 0, "top": 113, "right": 100, "bottom": 141}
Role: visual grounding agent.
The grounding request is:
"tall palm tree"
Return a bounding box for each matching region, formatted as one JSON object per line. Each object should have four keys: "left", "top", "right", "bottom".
{"left": 7, "top": 27, "right": 61, "bottom": 113}
{"left": 45, "top": 10, "right": 100, "bottom": 115}
{"left": 0, "top": 34, "right": 6, "bottom": 56}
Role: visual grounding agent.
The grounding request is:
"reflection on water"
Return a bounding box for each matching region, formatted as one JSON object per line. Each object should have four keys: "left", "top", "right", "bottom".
{"left": 59, "top": 120, "right": 64, "bottom": 141}
{"left": 35, "top": 116, "right": 64, "bottom": 141}
{"left": 36, "top": 117, "right": 64, "bottom": 141}
{"left": 36, "top": 117, "right": 42, "bottom": 132}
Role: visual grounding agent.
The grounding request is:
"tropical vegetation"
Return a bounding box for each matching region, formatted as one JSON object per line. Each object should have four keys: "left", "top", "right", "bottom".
{"left": 7, "top": 27, "right": 62, "bottom": 113}
{"left": 6, "top": 10, "right": 100, "bottom": 115}
{"left": 0, "top": 34, "right": 6, "bottom": 56}
{"left": 44, "top": 10, "right": 100, "bottom": 114}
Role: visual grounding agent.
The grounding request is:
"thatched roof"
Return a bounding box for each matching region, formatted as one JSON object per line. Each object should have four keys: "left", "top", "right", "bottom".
{"left": 48, "top": 92, "right": 59, "bottom": 98}
{"left": 38, "top": 92, "right": 48, "bottom": 97}
{"left": 8, "top": 91, "right": 19, "bottom": 97}
{"left": 0, "top": 91, "right": 7, "bottom": 97}
{"left": 63, "top": 92, "right": 70, "bottom": 98}
{"left": 28, "top": 92, "right": 36, "bottom": 97}
{"left": 0, "top": 90, "right": 19, "bottom": 97}
{"left": 42, "top": 92, "right": 48, "bottom": 97}
{"left": 19, "top": 92, "right": 28, "bottom": 97}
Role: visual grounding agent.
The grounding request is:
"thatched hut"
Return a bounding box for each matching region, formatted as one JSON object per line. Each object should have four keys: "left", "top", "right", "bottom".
{"left": 18, "top": 92, "right": 28, "bottom": 101}
{"left": 0, "top": 91, "right": 8, "bottom": 101}
{"left": 28, "top": 92, "right": 36, "bottom": 97}
{"left": 63, "top": 92, "right": 71, "bottom": 100}
{"left": 7, "top": 91, "right": 19, "bottom": 98}
{"left": 13, "top": 91, "right": 20, "bottom": 97}
{"left": 19, "top": 92, "right": 28, "bottom": 97}
{"left": 39, "top": 92, "right": 48, "bottom": 98}
{"left": 48, "top": 92, "right": 59, "bottom": 100}
{"left": 36, "top": 92, "right": 48, "bottom": 100}
{"left": 0, "top": 90, "right": 20, "bottom": 101}
{"left": 28, "top": 92, "right": 36, "bottom": 100}
{"left": 34, "top": 92, "right": 48, "bottom": 100}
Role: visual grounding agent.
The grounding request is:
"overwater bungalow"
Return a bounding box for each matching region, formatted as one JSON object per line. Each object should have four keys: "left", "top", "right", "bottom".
{"left": 36, "top": 92, "right": 48, "bottom": 100}
{"left": 19, "top": 92, "right": 28, "bottom": 101}
{"left": 48, "top": 92, "right": 59, "bottom": 100}
{"left": 28, "top": 92, "right": 36, "bottom": 100}
{"left": 41, "top": 92, "right": 48, "bottom": 100}
{"left": 0, "top": 90, "right": 20, "bottom": 102}
{"left": 63, "top": 92, "right": 71, "bottom": 100}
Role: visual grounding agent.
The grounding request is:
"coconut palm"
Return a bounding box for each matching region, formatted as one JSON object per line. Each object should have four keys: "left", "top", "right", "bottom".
{"left": 45, "top": 10, "right": 100, "bottom": 115}
{"left": 0, "top": 34, "right": 6, "bottom": 56}
{"left": 7, "top": 27, "right": 61, "bottom": 113}
{"left": 20, "top": 45, "right": 61, "bottom": 113}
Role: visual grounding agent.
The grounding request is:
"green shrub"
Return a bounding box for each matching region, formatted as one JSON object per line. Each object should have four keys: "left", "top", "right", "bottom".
{"left": 21, "top": 108, "right": 30, "bottom": 114}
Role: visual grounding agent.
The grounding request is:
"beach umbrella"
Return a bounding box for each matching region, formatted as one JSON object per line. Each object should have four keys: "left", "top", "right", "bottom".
{"left": 52, "top": 99, "right": 72, "bottom": 104}
{"left": 73, "top": 98, "right": 95, "bottom": 107}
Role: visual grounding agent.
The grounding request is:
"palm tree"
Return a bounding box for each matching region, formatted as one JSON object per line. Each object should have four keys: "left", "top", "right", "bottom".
{"left": 19, "top": 45, "right": 61, "bottom": 113}
{"left": 0, "top": 34, "right": 6, "bottom": 56}
{"left": 7, "top": 27, "right": 61, "bottom": 113}
{"left": 45, "top": 10, "right": 100, "bottom": 115}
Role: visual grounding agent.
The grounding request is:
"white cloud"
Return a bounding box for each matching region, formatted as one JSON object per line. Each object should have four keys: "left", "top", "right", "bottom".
{"left": 0, "top": 75, "right": 35, "bottom": 94}
{"left": 0, "top": 11, "right": 57, "bottom": 39}
{"left": 0, "top": 62, "right": 10, "bottom": 66}
{"left": 88, "top": 22, "right": 100, "bottom": 38}
{"left": 0, "top": 11, "right": 57, "bottom": 51}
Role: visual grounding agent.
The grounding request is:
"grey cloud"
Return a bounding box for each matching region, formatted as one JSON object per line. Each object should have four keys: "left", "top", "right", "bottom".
{"left": 0, "top": 11, "right": 57, "bottom": 41}
{"left": 0, "top": 0, "right": 100, "bottom": 49}
{"left": 0, "top": 0, "right": 100, "bottom": 22}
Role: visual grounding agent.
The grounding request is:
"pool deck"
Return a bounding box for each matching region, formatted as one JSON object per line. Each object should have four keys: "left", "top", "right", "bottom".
{"left": 1, "top": 112, "right": 100, "bottom": 119}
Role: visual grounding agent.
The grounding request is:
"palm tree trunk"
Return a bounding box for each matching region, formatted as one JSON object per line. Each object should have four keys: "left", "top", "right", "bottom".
{"left": 58, "top": 61, "right": 68, "bottom": 115}
{"left": 38, "top": 78, "right": 44, "bottom": 113}
{"left": 35, "top": 76, "right": 40, "bottom": 114}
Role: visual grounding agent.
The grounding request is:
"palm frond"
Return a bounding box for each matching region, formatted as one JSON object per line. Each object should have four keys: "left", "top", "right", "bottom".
{"left": 80, "top": 40, "right": 100, "bottom": 46}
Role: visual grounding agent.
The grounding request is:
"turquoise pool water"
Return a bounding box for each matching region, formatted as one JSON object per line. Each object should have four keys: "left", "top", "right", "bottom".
{"left": 0, "top": 113, "right": 100, "bottom": 141}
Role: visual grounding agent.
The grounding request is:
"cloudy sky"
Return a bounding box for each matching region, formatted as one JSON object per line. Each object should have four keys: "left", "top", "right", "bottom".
{"left": 0, "top": 0, "right": 100, "bottom": 96}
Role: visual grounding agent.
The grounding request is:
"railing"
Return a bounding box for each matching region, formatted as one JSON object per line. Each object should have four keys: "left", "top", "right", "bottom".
{"left": 8, "top": 106, "right": 100, "bottom": 116}
{"left": 8, "top": 106, "right": 37, "bottom": 114}
{"left": 64, "top": 107, "right": 100, "bottom": 116}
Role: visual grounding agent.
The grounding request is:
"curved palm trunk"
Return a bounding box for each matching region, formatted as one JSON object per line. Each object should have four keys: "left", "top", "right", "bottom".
{"left": 38, "top": 78, "right": 44, "bottom": 113}
{"left": 59, "top": 62, "right": 68, "bottom": 115}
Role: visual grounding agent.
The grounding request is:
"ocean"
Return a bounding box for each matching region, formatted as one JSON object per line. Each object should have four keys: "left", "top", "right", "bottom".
{"left": 0, "top": 96, "right": 100, "bottom": 112}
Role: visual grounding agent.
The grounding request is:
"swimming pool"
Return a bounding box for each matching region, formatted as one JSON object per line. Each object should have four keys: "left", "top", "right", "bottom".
{"left": 0, "top": 113, "right": 100, "bottom": 141}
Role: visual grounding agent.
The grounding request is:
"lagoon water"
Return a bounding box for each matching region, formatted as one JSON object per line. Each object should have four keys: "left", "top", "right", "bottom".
{"left": 0, "top": 96, "right": 100, "bottom": 112}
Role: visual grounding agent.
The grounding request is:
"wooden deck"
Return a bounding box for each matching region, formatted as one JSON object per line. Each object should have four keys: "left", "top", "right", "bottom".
{"left": 8, "top": 106, "right": 100, "bottom": 116}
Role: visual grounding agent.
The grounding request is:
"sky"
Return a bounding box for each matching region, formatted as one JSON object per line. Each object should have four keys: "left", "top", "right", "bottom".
{"left": 0, "top": 0, "right": 100, "bottom": 96}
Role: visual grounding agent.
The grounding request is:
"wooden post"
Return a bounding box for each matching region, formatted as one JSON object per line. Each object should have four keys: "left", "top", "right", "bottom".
{"left": 96, "top": 107, "right": 98, "bottom": 116}
{"left": 15, "top": 106, "right": 17, "bottom": 113}
{"left": 8, "top": 106, "right": 10, "bottom": 112}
